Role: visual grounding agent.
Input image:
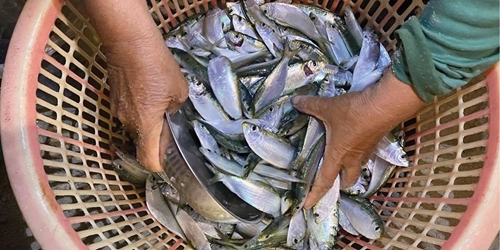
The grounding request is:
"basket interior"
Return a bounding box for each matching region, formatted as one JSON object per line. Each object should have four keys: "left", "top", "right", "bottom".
{"left": 33, "top": 0, "right": 491, "bottom": 249}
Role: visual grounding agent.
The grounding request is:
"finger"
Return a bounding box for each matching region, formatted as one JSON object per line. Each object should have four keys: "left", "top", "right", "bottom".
{"left": 135, "top": 120, "right": 164, "bottom": 173}
{"left": 304, "top": 134, "right": 343, "bottom": 210}
{"left": 339, "top": 153, "right": 363, "bottom": 189}
{"left": 158, "top": 118, "right": 173, "bottom": 167}
{"left": 291, "top": 95, "right": 330, "bottom": 121}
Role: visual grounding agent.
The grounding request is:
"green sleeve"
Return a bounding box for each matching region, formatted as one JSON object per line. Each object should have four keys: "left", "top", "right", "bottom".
{"left": 392, "top": 0, "right": 500, "bottom": 103}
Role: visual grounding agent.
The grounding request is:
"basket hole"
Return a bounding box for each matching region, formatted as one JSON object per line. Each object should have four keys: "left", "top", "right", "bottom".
{"left": 64, "top": 90, "right": 81, "bottom": 105}
{"left": 425, "top": 190, "right": 444, "bottom": 198}
{"left": 419, "top": 133, "right": 435, "bottom": 143}
{"left": 438, "top": 99, "right": 458, "bottom": 113}
{"left": 55, "top": 18, "right": 77, "bottom": 40}
{"left": 64, "top": 208, "right": 85, "bottom": 218}
{"left": 82, "top": 123, "right": 96, "bottom": 136}
{"left": 99, "top": 195, "right": 112, "bottom": 202}
{"left": 99, "top": 108, "right": 111, "bottom": 121}
{"left": 101, "top": 152, "right": 113, "bottom": 160}
{"left": 434, "top": 164, "right": 453, "bottom": 174}
{"left": 103, "top": 229, "right": 120, "bottom": 240}
{"left": 458, "top": 161, "right": 484, "bottom": 171}
{"left": 439, "top": 112, "right": 459, "bottom": 125}
{"left": 82, "top": 111, "right": 97, "bottom": 124}
{"left": 367, "top": 1, "right": 380, "bottom": 15}
{"left": 77, "top": 38, "right": 95, "bottom": 58}
{"left": 88, "top": 76, "right": 103, "bottom": 91}
{"left": 99, "top": 119, "right": 111, "bottom": 132}
{"left": 463, "top": 86, "right": 487, "bottom": 102}
{"left": 464, "top": 116, "right": 489, "bottom": 130}
{"left": 463, "top": 131, "right": 488, "bottom": 144}
{"left": 439, "top": 138, "right": 458, "bottom": 149}
{"left": 83, "top": 26, "right": 101, "bottom": 46}
{"left": 95, "top": 54, "right": 107, "bottom": 70}
{"left": 98, "top": 131, "right": 110, "bottom": 141}
{"left": 91, "top": 65, "right": 105, "bottom": 79}
{"left": 360, "top": 0, "right": 370, "bottom": 9}
{"left": 72, "top": 222, "right": 93, "bottom": 232}
{"left": 83, "top": 99, "right": 97, "bottom": 112}
{"left": 56, "top": 195, "right": 78, "bottom": 204}
{"left": 62, "top": 114, "right": 79, "bottom": 128}
{"left": 93, "top": 183, "right": 108, "bottom": 191}
{"left": 453, "top": 176, "right": 479, "bottom": 185}
{"left": 437, "top": 152, "right": 456, "bottom": 162}
{"left": 430, "top": 178, "right": 449, "bottom": 186}
{"left": 464, "top": 101, "right": 489, "bottom": 116}
{"left": 99, "top": 141, "right": 111, "bottom": 150}
{"left": 65, "top": 75, "right": 83, "bottom": 91}
{"left": 417, "top": 241, "right": 441, "bottom": 249}
{"left": 112, "top": 136, "right": 125, "bottom": 145}
{"left": 106, "top": 174, "right": 118, "bottom": 181}
{"left": 37, "top": 88, "right": 59, "bottom": 107}
{"left": 375, "top": 8, "right": 388, "bottom": 24}
{"left": 122, "top": 185, "right": 135, "bottom": 191}
{"left": 86, "top": 160, "right": 100, "bottom": 168}
{"left": 42, "top": 151, "right": 64, "bottom": 162}
{"left": 62, "top": 128, "right": 80, "bottom": 140}
{"left": 438, "top": 125, "right": 459, "bottom": 137}
{"left": 41, "top": 60, "right": 63, "bottom": 78}
{"left": 81, "top": 194, "right": 98, "bottom": 203}
{"left": 65, "top": 142, "right": 81, "bottom": 153}
{"left": 418, "top": 144, "right": 434, "bottom": 154}
{"left": 396, "top": 0, "right": 412, "bottom": 15}
{"left": 85, "top": 88, "right": 99, "bottom": 101}
{"left": 81, "top": 234, "right": 103, "bottom": 245}
{"left": 75, "top": 182, "right": 91, "bottom": 190}
{"left": 461, "top": 146, "right": 486, "bottom": 157}
{"left": 419, "top": 108, "right": 435, "bottom": 121}
{"left": 419, "top": 120, "right": 435, "bottom": 132}
{"left": 426, "top": 228, "right": 451, "bottom": 240}
{"left": 382, "top": 16, "right": 395, "bottom": 32}
{"left": 90, "top": 171, "right": 104, "bottom": 180}
{"left": 74, "top": 50, "right": 90, "bottom": 68}
{"left": 49, "top": 31, "right": 71, "bottom": 53}
{"left": 70, "top": 62, "right": 86, "bottom": 79}
{"left": 49, "top": 180, "right": 71, "bottom": 190}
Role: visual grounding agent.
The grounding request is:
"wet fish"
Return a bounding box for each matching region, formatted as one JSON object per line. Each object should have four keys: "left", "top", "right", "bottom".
{"left": 243, "top": 122, "right": 296, "bottom": 169}
{"left": 208, "top": 56, "right": 242, "bottom": 119}
{"left": 339, "top": 193, "right": 384, "bottom": 240}
{"left": 361, "top": 155, "right": 397, "bottom": 198}
{"left": 187, "top": 75, "right": 230, "bottom": 122}
{"left": 374, "top": 133, "right": 410, "bottom": 167}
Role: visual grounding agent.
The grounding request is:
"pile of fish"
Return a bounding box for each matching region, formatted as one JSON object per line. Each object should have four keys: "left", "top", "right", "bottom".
{"left": 112, "top": 1, "right": 411, "bottom": 249}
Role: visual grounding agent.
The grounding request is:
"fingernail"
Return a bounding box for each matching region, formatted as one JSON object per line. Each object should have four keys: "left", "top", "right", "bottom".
{"left": 303, "top": 198, "right": 312, "bottom": 210}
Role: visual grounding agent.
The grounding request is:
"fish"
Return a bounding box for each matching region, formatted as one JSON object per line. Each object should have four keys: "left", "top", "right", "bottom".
{"left": 350, "top": 29, "right": 380, "bottom": 92}
{"left": 204, "top": 7, "right": 231, "bottom": 48}
{"left": 338, "top": 208, "right": 359, "bottom": 236}
{"left": 339, "top": 193, "right": 384, "bottom": 240}
{"left": 209, "top": 170, "right": 282, "bottom": 216}
{"left": 111, "top": 145, "right": 150, "bottom": 186}
{"left": 343, "top": 6, "right": 363, "bottom": 46}
{"left": 283, "top": 60, "right": 327, "bottom": 95}
{"left": 361, "top": 155, "right": 397, "bottom": 198}
{"left": 242, "top": 122, "right": 296, "bottom": 169}
{"left": 287, "top": 209, "right": 307, "bottom": 247}
{"left": 253, "top": 163, "right": 304, "bottom": 182}
{"left": 193, "top": 120, "right": 222, "bottom": 155}
{"left": 208, "top": 56, "right": 242, "bottom": 119}
{"left": 374, "top": 133, "right": 410, "bottom": 167}
{"left": 186, "top": 74, "right": 231, "bottom": 122}
{"left": 232, "top": 15, "right": 259, "bottom": 39}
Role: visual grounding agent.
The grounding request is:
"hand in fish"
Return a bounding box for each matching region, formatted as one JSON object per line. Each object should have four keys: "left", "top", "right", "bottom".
{"left": 291, "top": 69, "right": 426, "bottom": 209}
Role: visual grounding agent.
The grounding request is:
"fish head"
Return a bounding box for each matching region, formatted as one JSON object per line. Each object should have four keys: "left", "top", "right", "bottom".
{"left": 227, "top": 31, "right": 244, "bottom": 47}
{"left": 192, "top": 120, "right": 210, "bottom": 137}
{"left": 304, "top": 60, "right": 327, "bottom": 76}
{"left": 186, "top": 75, "right": 206, "bottom": 96}
{"left": 365, "top": 219, "right": 384, "bottom": 239}
{"left": 260, "top": 4, "right": 275, "bottom": 17}
{"left": 392, "top": 147, "right": 410, "bottom": 167}
{"left": 242, "top": 122, "right": 265, "bottom": 143}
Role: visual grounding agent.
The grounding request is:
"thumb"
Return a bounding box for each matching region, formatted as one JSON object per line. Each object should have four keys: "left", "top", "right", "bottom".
{"left": 291, "top": 95, "right": 330, "bottom": 120}
{"left": 135, "top": 120, "right": 164, "bottom": 173}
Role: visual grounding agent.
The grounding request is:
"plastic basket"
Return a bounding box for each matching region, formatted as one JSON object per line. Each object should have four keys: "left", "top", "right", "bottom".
{"left": 2, "top": 0, "right": 499, "bottom": 249}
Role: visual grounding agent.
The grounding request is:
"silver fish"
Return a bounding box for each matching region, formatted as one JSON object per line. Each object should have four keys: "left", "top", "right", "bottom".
{"left": 283, "top": 60, "right": 327, "bottom": 95}
{"left": 255, "top": 101, "right": 285, "bottom": 132}
{"left": 340, "top": 175, "right": 367, "bottom": 196}
{"left": 253, "top": 163, "right": 304, "bottom": 182}
{"left": 204, "top": 7, "right": 231, "bottom": 48}
{"left": 187, "top": 75, "right": 230, "bottom": 122}
{"left": 338, "top": 208, "right": 359, "bottom": 236}
{"left": 361, "top": 156, "right": 397, "bottom": 198}
{"left": 208, "top": 56, "right": 242, "bottom": 119}
{"left": 350, "top": 29, "right": 380, "bottom": 92}
{"left": 344, "top": 6, "right": 363, "bottom": 46}
{"left": 374, "top": 133, "right": 410, "bottom": 167}
{"left": 227, "top": 1, "right": 245, "bottom": 17}
{"left": 232, "top": 15, "right": 259, "bottom": 39}
{"left": 255, "top": 21, "right": 284, "bottom": 58}
{"left": 261, "top": 3, "right": 323, "bottom": 43}
{"left": 173, "top": 201, "right": 212, "bottom": 250}
{"left": 235, "top": 221, "right": 268, "bottom": 238}
{"left": 242, "top": 0, "right": 279, "bottom": 30}
{"left": 313, "top": 175, "right": 340, "bottom": 223}
{"left": 226, "top": 31, "right": 266, "bottom": 54}
{"left": 209, "top": 171, "right": 281, "bottom": 216}
{"left": 253, "top": 44, "right": 297, "bottom": 111}
{"left": 307, "top": 203, "right": 339, "bottom": 250}
{"left": 243, "top": 122, "right": 296, "bottom": 169}
{"left": 193, "top": 120, "right": 221, "bottom": 155}
{"left": 111, "top": 145, "right": 150, "bottom": 186}
{"left": 287, "top": 209, "right": 307, "bottom": 247}
{"left": 339, "top": 193, "right": 384, "bottom": 240}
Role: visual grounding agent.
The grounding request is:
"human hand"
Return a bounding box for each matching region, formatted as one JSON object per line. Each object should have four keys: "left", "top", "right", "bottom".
{"left": 292, "top": 69, "right": 426, "bottom": 209}
{"left": 104, "top": 38, "right": 188, "bottom": 173}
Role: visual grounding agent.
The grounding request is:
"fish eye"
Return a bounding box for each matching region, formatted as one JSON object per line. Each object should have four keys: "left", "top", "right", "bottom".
{"left": 243, "top": 164, "right": 248, "bottom": 169}
{"left": 293, "top": 238, "right": 298, "bottom": 244}
{"left": 261, "top": 23, "right": 266, "bottom": 27}
{"left": 263, "top": 9, "right": 267, "bottom": 14}
{"left": 311, "top": 16, "right": 316, "bottom": 20}
{"left": 269, "top": 107, "right": 274, "bottom": 112}
{"left": 235, "top": 34, "right": 240, "bottom": 39}
{"left": 238, "top": 16, "right": 242, "bottom": 21}
{"left": 265, "top": 235, "right": 270, "bottom": 239}
{"left": 151, "top": 176, "right": 156, "bottom": 181}
{"left": 182, "top": 31, "right": 188, "bottom": 36}
{"left": 116, "top": 164, "right": 122, "bottom": 170}
{"left": 401, "top": 155, "right": 408, "bottom": 160}
{"left": 189, "top": 46, "right": 194, "bottom": 50}
{"left": 362, "top": 168, "right": 368, "bottom": 172}
{"left": 172, "top": 34, "right": 177, "bottom": 38}
{"left": 251, "top": 125, "right": 257, "bottom": 131}
{"left": 195, "top": 81, "right": 202, "bottom": 86}
{"left": 375, "top": 226, "right": 380, "bottom": 231}
{"left": 312, "top": 61, "right": 317, "bottom": 66}
{"left": 206, "top": 148, "right": 211, "bottom": 152}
